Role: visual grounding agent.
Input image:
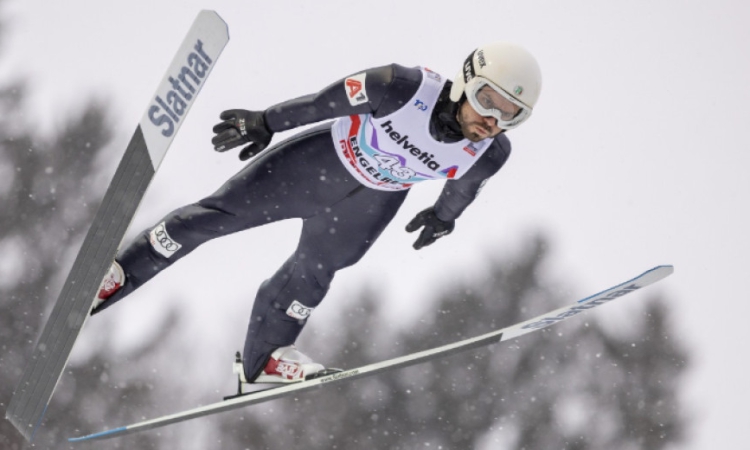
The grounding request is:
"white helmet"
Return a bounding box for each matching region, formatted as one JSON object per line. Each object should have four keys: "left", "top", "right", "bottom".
{"left": 450, "top": 42, "right": 542, "bottom": 130}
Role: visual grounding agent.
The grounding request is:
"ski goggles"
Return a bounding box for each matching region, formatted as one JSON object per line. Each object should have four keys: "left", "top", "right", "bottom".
{"left": 464, "top": 76, "right": 532, "bottom": 130}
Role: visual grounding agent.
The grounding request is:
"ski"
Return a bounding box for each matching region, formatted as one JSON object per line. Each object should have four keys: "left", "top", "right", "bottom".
{"left": 6, "top": 11, "right": 229, "bottom": 442}
{"left": 69, "top": 265, "right": 673, "bottom": 442}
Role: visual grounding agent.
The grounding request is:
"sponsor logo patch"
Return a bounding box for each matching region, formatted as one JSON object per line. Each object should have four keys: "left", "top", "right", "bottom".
{"left": 275, "top": 361, "right": 303, "bottom": 379}
{"left": 344, "top": 73, "right": 368, "bottom": 106}
{"left": 463, "top": 143, "right": 478, "bottom": 156}
{"left": 149, "top": 221, "right": 182, "bottom": 258}
{"left": 286, "top": 300, "right": 314, "bottom": 320}
{"left": 477, "top": 49, "right": 487, "bottom": 68}
{"left": 379, "top": 120, "right": 441, "bottom": 171}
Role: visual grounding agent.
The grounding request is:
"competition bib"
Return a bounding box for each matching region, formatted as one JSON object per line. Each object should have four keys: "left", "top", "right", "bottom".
{"left": 331, "top": 67, "right": 492, "bottom": 191}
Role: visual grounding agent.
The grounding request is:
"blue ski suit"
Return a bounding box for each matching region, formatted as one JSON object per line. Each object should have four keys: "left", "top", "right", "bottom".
{"left": 93, "top": 64, "right": 511, "bottom": 380}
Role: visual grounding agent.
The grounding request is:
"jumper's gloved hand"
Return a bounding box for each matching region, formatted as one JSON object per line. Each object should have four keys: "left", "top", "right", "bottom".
{"left": 405, "top": 207, "right": 455, "bottom": 250}
{"left": 212, "top": 109, "right": 273, "bottom": 161}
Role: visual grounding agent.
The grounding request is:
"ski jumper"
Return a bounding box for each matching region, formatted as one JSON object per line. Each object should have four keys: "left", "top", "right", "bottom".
{"left": 92, "top": 64, "right": 512, "bottom": 380}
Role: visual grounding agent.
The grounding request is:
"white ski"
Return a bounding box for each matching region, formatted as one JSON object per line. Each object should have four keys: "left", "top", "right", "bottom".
{"left": 5, "top": 11, "right": 229, "bottom": 442}
{"left": 69, "top": 265, "right": 673, "bottom": 442}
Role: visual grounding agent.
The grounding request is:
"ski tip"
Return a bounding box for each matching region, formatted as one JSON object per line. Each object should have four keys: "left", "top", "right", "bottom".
{"left": 649, "top": 264, "right": 675, "bottom": 277}
{"left": 68, "top": 426, "right": 128, "bottom": 443}
{"left": 633, "top": 265, "right": 675, "bottom": 285}
{"left": 197, "top": 10, "right": 230, "bottom": 38}
{"left": 575, "top": 265, "right": 674, "bottom": 306}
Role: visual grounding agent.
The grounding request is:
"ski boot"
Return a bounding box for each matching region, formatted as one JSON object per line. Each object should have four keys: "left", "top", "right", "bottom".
{"left": 228, "top": 346, "right": 342, "bottom": 398}
{"left": 92, "top": 261, "right": 125, "bottom": 309}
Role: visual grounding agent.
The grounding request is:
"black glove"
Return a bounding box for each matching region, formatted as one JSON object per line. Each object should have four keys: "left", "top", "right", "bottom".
{"left": 405, "top": 207, "right": 455, "bottom": 250}
{"left": 211, "top": 109, "right": 273, "bottom": 161}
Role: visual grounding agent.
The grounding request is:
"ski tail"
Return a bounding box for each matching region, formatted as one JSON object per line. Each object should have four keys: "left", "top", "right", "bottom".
{"left": 5, "top": 10, "right": 229, "bottom": 441}
{"left": 5, "top": 125, "right": 154, "bottom": 441}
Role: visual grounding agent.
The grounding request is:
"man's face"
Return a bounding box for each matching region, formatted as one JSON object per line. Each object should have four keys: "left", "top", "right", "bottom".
{"left": 456, "top": 100, "right": 504, "bottom": 142}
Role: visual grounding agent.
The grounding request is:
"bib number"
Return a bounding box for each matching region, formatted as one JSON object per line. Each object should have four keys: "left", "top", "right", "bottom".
{"left": 374, "top": 154, "right": 415, "bottom": 180}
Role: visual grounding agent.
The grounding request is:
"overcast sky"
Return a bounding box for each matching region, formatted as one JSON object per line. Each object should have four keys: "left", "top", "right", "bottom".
{"left": 2, "top": 0, "right": 749, "bottom": 447}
